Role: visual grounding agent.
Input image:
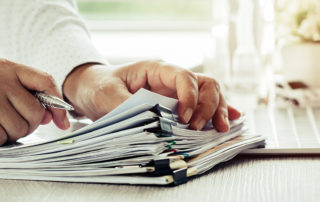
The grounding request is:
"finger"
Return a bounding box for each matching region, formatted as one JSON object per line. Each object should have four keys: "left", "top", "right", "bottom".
{"left": 120, "top": 61, "right": 198, "bottom": 123}
{"left": 15, "top": 65, "right": 69, "bottom": 130}
{"left": 175, "top": 71, "right": 199, "bottom": 123}
{"left": 227, "top": 105, "right": 241, "bottom": 120}
{"left": 40, "top": 110, "right": 53, "bottom": 125}
{"left": 7, "top": 85, "right": 46, "bottom": 133}
{"left": 189, "top": 79, "right": 220, "bottom": 130}
{"left": 212, "top": 93, "right": 230, "bottom": 132}
{"left": 0, "top": 99, "right": 29, "bottom": 142}
{"left": 155, "top": 65, "right": 198, "bottom": 123}
{"left": 0, "top": 125, "right": 8, "bottom": 146}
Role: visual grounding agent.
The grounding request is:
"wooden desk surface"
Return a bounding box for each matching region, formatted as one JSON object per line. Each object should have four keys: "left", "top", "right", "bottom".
{"left": 1, "top": 156, "right": 319, "bottom": 202}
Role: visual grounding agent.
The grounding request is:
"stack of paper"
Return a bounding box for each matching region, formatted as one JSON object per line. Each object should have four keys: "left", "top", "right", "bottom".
{"left": 0, "top": 89, "right": 265, "bottom": 185}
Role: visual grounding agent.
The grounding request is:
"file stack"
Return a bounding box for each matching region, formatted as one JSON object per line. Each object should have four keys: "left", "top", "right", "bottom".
{"left": 0, "top": 89, "right": 264, "bottom": 185}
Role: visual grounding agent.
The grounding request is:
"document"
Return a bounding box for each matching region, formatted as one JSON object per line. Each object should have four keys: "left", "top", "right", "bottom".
{"left": 0, "top": 88, "right": 265, "bottom": 185}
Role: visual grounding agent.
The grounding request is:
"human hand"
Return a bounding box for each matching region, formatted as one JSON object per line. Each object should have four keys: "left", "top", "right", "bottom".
{"left": 63, "top": 60, "right": 241, "bottom": 132}
{"left": 0, "top": 59, "right": 70, "bottom": 145}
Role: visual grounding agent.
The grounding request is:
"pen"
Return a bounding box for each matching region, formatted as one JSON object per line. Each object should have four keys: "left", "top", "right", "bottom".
{"left": 33, "top": 91, "right": 74, "bottom": 111}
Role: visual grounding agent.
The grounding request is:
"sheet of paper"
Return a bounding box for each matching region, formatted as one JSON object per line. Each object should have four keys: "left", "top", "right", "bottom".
{"left": 102, "top": 88, "right": 178, "bottom": 120}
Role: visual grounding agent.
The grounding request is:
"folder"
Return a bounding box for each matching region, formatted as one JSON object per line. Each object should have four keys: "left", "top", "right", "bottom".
{"left": 0, "top": 89, "right": 265, "bottom": 185}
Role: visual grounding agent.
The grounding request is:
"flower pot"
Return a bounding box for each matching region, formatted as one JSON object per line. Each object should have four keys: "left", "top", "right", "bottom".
{"left": 281, "top": 43, "right": 320, "bottom": 88}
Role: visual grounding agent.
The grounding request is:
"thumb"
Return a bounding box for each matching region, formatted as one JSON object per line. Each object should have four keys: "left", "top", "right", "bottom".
{"left": 15, "top": 64, "right": 70, "bottom": 130}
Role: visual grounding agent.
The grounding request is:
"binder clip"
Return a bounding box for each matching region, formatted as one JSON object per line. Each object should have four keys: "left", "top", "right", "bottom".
{"left": 151, "top": 104, "right": 174, "bottom": 121}
{"left": 146, "top": 104, "right": 179, "bottom": 137}
{"left": 153, "top": 158, "right": 172, "bottom": 175}
{"left": 153, "top": 158, "right": 188, "bottom": 176}
{"left": 146, "top": 116, "right": 176, "bottom": 137}
{"left": 173, "top": 168, "right": 188, "bottom": 186}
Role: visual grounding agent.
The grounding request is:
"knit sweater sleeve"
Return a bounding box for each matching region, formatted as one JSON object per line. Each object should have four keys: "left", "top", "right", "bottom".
{"left": 0, "top": 0, "right": 107, "bottom": 91}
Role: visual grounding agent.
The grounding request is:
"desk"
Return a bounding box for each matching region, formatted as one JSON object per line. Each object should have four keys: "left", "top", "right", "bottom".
{"left": 1, "top": 156, "right": 319, "bottom": 202}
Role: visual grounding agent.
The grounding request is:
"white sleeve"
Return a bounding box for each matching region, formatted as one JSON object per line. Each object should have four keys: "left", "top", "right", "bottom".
{"left": 0, "top": 0, "right": 107, "bottom": 90}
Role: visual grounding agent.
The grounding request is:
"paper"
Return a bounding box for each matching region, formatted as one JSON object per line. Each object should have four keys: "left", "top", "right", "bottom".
{"left": 102, "top": 88, "right": 178, "bottom": 120}
{"left": 0, "top": 88, "right": 264, "bottom": 186}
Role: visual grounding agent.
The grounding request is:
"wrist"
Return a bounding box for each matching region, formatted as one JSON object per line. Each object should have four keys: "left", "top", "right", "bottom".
{"left": 63, "top": 63, "right": 109, "bottom": 115}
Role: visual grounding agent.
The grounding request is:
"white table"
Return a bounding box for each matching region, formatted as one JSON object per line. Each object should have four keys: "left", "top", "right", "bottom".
{"left": 1, "top": 156, "right": 319, "bottom": 202}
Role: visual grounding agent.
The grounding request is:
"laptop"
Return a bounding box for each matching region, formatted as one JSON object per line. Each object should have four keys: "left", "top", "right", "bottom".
{"left": 242, "top": 106, "right": 320, "bottom": 154}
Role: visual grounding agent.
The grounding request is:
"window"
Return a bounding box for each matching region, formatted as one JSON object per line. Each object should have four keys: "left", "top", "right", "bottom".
{"left": 77, "top": 0, "right": 276, "bottom": 77}
{"left": 77, "top": 0, "right": 213, "bottom": 69}
{"left": 77, "top": 0, "right": 212, "bottom": 31}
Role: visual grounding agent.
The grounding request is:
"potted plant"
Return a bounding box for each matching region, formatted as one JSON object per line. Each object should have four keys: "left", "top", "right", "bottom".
{"left": 276, "top": 0, "right": 320, "bottom": 87}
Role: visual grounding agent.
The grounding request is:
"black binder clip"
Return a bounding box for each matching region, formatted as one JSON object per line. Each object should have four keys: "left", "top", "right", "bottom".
{"left": 158, "top": 118, "right": 175, "bottom": 134}
{"left": 146, "top": 117, "right": 176, "bottom": 137}
{"left": 173, "top": 168, "right": 188, "bottom": 186}
{"left": 151, "top": 104, "right": 174, "bottom": 121}
{"left": 153, "top": 158, "right": 172, "bottom": 175}
{"left": 146, "top": 104, "right": 178, "bottom": 137}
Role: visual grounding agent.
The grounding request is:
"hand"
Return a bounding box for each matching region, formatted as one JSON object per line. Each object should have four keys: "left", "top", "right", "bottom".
{"left": 63, "top": 60, "right": 241, "bottom": 132}
{"left": 0, "top": 59, "right": 70, "bottom": 145}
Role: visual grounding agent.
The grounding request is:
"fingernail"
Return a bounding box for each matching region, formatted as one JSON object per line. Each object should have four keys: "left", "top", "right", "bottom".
{"left": 183, "top": 108, "right": 193, "bottom": 123}
{"left": 64, "top": 117, "right": 70, "bottom": 129}
{"left": 224, "top": 116, "right": 230, "bottom": 130}
{"left": 196, "top": 119, "right": 206, "bottom": 131}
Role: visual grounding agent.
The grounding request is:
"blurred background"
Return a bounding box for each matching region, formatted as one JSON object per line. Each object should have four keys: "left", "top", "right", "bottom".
{"left": 77, "top": 0, "right": 320, "bottom": 108}
{"left": 77, "top": 0, "right": 212, "bottom": 68}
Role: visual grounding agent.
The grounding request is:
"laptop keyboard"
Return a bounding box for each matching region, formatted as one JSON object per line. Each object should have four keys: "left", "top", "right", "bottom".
{"left": 246, "top": 107, "right": 320, "bottom": 149}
